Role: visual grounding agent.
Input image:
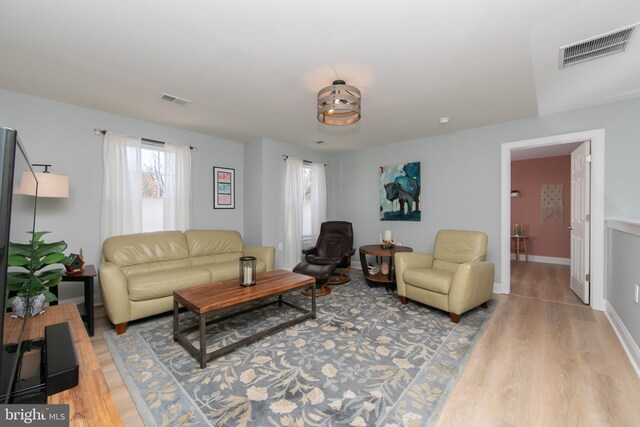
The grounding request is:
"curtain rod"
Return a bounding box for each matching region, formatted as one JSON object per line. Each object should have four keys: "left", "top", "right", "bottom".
{"left": 282, "top": 155, "right": 326, "bottom": 167}
{"left": 93, "top": 128, "right": 197, "bottom": 151}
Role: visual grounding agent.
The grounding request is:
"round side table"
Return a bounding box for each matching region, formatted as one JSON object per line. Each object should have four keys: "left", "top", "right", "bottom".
{"left": 359, "top": 245, "right": 413, "bottom": 291}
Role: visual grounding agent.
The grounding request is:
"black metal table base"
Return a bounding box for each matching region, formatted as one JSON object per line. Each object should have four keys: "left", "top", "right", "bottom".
{"left": 173, "top": 288, "right": 316, "bottom": 368}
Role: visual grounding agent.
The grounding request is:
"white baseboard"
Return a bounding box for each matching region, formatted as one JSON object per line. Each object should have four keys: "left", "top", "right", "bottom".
{"left": 510, "top": 254, "right": 570, "bottom": 265}
{"left": 605, "top": 300, "right": 640, "bottom": 378}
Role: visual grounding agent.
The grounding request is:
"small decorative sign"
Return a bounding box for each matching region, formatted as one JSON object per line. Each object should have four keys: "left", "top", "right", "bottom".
{"left": 213, "top": 167, "right": 235, "bottom": 209}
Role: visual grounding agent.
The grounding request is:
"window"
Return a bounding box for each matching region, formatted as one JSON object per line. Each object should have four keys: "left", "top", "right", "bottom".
{"left": 141, "top": 146, "right": 166, "bottom": 232}
{"left": 101, "top": 132, "right": 191, "bottom": 242}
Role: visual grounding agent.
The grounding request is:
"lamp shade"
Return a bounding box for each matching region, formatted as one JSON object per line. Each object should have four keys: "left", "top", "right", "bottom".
{"left": 15, "top": 171, "right": 69, "bottom": 198}
{"left": 317, "top": 80, "right": 361, "bottom": 126}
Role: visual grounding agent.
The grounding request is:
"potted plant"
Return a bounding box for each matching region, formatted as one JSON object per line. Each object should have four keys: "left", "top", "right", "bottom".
{"left": 6, "top": 231, "right": 67, "bottom": 318}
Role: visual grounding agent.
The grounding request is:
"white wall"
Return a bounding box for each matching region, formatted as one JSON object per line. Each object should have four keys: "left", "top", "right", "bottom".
{"left": 334, "top": 97, "right": 640, "bottom": 288}
{"left": 0, "top": 89, "right": 244, "bottom": 301}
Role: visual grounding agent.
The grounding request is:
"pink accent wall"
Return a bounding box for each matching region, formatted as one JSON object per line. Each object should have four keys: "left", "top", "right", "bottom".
{"left": 511, "top": 156, "right": 570, "bottom": 258}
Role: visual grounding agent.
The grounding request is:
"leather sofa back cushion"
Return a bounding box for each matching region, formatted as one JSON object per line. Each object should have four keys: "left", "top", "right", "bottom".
{"left": 185, "top": 230, "right": 244, "bottom": 256}
{"left": 433, "top": 230, "right": 487, "bottom": 264}
{"left": 103, "top": 231, "right": 189, "bottom": 266}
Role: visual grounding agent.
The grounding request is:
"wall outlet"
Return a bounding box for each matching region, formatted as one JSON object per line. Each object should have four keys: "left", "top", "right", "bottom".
{"left": 278, "top": 242, "right": 283, "bottom": 250}
{"left": 635, "top": 284, "right": 639, "bottom": 304}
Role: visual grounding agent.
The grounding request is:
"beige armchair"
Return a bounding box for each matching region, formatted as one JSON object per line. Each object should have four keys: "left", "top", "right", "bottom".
{"left": 394, "top": 229, "right": 495, "bottom": 323}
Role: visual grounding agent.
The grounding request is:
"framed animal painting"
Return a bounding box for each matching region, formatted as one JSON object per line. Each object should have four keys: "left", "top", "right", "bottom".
{"left": 379, "top": 162, "right": 421, "bottom": 221}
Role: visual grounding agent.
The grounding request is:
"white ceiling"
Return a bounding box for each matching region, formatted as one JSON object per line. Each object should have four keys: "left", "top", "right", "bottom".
{"left": 1, "top": 1, "right": 639, "bottom": 152}
{"left": 511, "top": 141, "right": 583, "bottom": 161}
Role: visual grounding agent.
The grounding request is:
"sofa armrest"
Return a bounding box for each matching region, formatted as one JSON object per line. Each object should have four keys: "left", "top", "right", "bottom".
{"left": 98, "top": 261, "right": 131, "bottom": 325}
{"left": 243, "top": 246, "right": 276, "bottom": 272}
{"left": 448, "top": 261, "right": 495, "bottom": 315}
{"left": 394, "top": 252, "right": 435, "bottom": 296}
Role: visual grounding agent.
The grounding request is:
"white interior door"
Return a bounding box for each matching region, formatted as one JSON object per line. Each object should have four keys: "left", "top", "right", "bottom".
{"left": 570, "top": 141, "right": 591, "bottom": 304}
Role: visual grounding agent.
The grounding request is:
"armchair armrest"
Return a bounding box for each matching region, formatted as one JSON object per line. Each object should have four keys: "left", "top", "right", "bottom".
{"left": 394, "top": 252, "right": 435, "bottom": 296}
{"left": 302, "top": 247, "right": 317, "bottom": 255}
{"left": 243, "top": 246, "right": 276, "bottom": 272}
{"left": 98, "top": 261, "right": 131, "bottom": 325}
{"left": 448, "top": 261, "right": 495, "bottom": 315}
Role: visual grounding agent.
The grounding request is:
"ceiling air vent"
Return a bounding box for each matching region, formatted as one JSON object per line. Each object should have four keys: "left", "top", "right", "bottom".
{"left": 160, "top": 93, "right": 192, "bottom": 106}
{"left": 560, "top": 24, "right": 637, "bottom": 68}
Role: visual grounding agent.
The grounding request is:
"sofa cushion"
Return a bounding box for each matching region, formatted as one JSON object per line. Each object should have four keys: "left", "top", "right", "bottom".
{"left": 403, "top": 268, "right": 454, "bottom": 295}
{"left": 433, "top": 230, "right": 487, "bottom": 264}
{"left": 198, "top": 259, "right": 267, "bottom": 282}
{"left": 127, "top": 266, "right": 212, "bottom": 301}
{"left": 185, "top": 230, "right": 244, "bottom": 257}
{"left": 103, "top": 231, "right": 189, "bottom": 267}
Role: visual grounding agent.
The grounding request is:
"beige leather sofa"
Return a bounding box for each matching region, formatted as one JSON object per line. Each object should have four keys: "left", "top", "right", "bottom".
{"left": 394, "top": 229, "right": 494, "bottom": 323}
{"left": 99, "top": 230, "right": 275, "bottom": 334}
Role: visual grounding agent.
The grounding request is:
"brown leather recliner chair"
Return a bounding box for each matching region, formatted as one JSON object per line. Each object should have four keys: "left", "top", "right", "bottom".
{"left": 394, "top": 229, "right": 494, "bottom": 323}
{"left": 293, "top": 221, "right": 356, "bottom": 296}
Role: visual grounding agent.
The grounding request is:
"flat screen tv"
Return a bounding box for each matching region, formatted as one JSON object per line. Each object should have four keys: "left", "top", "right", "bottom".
{"left": 0, "top": 127, "right": 39, "bottom": 403}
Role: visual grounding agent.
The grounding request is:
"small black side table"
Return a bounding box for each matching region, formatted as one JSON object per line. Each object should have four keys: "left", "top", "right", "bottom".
{"left": 51, "top": 264, "right": 96, "bottom": 337}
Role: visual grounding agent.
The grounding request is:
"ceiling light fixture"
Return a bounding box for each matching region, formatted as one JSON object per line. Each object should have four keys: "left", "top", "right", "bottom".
{"left": 317, "top": 80, "right": 361, "bottom": 126}
{"left": 439, "top": 117, "right": 450, "bottom": 124}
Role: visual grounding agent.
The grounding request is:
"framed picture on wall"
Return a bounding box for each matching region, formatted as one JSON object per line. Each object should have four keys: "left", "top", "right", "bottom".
{"left": 213, "top": 166, "right": 235, "bottom": 209}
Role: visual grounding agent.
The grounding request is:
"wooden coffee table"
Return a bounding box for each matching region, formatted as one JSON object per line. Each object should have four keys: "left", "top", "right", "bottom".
{"left": 173, "top": 269, "right": 316, "bottom": 368}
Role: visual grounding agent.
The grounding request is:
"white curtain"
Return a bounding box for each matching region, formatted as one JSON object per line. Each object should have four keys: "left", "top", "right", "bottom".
{"left": 283, "top": 157, "right": 304, "bottom": 270}
{"left": 101, "top": 132, "right": 143, "bottom": 242}
{"left": 310, "top": 162, "right": 327, "bottom": 242}
{"left": 163, "top": 142, "right": 192, "bottom": 231}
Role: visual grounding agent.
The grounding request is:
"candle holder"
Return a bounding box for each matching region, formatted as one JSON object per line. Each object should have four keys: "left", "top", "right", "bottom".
{"left": 239, "top": 256, "right": 256, "bottom": 286}
{"left": 380, "top": 226, "right": 396, "bottom": 249}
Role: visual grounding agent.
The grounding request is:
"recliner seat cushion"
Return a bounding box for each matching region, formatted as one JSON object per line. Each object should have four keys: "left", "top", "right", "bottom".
{"left": 127, "top": 267, "right": 211, "bottom": 301}
{"left": 403, "top": 268, "right": 454, "bottom": 294}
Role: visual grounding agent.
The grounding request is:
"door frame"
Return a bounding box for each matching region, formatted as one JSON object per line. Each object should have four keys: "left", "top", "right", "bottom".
{"left": 500, "top": 129, "right": 605, "bottom": 310}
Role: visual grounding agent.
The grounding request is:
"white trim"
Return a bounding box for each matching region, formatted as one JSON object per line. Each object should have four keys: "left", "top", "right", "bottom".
{"left": 509, "top": 255, "right": 571, "bottom": 265}
{"left": 607, "top": 219, "right": 640, "bottom": 237}
{"left": 605, "top": 300, "right": 640, "bottom": 378}
{"left": 501, "top": 129, "right": 606, "bottom": 310}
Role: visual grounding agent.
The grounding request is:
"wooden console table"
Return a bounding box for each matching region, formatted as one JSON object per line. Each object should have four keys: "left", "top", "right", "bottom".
{"left": 3, "top": 304, "right": 122, "bottom": 426}
{"left": 359, "top": 245, "right": 413, "bottom": 291}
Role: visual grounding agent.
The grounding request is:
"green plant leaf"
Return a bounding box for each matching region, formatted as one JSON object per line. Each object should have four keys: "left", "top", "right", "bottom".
{"left": 29, "top": 231, "right": 51, "bottom": 242}
{"left": 8, "top": 244, "right": 33, "bottom": 256}
{"left": 33, "top": 241, "right": 68, "bottom": 258}
{"left": 36, "top": 270, "right": 63, "bottom": 282}
{"left": 8, "top": 254, "right": 29, "bottom": 266}
{"left": 42, "top": 277, "right": 62, "bottom": 288}
{"left": 43, "top": 291, "right": 57, "bottom": 303}
{"left": 42, "top": 252, "right": 66, "bottom": 264}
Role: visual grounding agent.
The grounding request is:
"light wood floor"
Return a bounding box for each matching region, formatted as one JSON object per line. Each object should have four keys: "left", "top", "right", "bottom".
{"left": 510, "top": 260, "right": 584, "bottom": 306}
{"left": 437, "top": 262, "right": 640, "bottom": 426}
{"left": 91, "top": 264, "right": 640, "bottom": 426}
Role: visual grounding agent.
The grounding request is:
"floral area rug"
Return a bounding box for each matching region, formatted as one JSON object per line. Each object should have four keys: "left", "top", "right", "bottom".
{"left": 104, "top": 271, "right": 494, "bottom": 426}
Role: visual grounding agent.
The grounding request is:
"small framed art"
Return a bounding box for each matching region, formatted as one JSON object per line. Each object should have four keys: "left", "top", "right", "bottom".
{"left": 213, "top": 166, "right": 235, "bottom": 209}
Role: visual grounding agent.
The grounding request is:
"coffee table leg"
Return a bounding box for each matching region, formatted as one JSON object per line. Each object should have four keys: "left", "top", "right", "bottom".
{"left": 199, "top": 315, "right": 207, "bottom": 369}
{"left": 173, "top": 300, "right": 178, "bottom": 341}
{"left": 311, "top": 281, "right": 317, "bottom": 319}
{"left": 278, "top": 295, "right": 283, "bottom": 306}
